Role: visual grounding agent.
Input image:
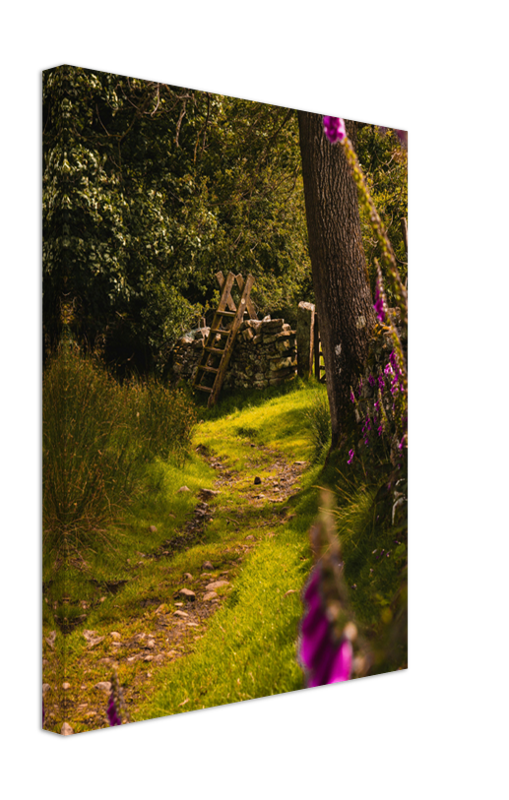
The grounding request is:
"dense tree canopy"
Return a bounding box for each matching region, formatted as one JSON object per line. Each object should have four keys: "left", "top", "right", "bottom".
{"left": 43, "top": 67, "right": 406, "bottom": 382}
{"left": 43, "top": 66, "right": 311, "bottom": 373}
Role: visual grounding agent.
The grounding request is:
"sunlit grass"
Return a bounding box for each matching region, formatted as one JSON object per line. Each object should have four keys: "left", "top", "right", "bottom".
{"left": 43, "top": 376, "right": 405, "bottom": 732}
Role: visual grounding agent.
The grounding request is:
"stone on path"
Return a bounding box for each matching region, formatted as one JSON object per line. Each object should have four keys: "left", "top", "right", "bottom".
{"left": 200, "top": 488, "right": 220, "bottom": 499}
{"left": 205, "top": 580, "right": 230, "bottom": 591}
{"left": 177, "top": 485, "right": 191, "bottom": 493}
{"left": 62, "top": 683, "right": 71, "bottom": 690}
{"left": 183, "top": 572, "right": 193, "bottom": 581}
{"left": 174, "top": 610, "right": 189, "bottom": 619}
{"left": 94, "top": 681, "right": 112, "bottom": 693}
{"left": 110, "top": 631, "right": 121, "bottom": 640}
{"left": 176, "top": 588, "right": 196, "bottom": 601}
{"left": 254, "top": 476, "right": 262, "bottom": 485}
{"left": 202, "top": 561, "right": 214, "bottom": 570}
{"left": 245, "top": 535, "right": 255, "bottom": 541}
{"left": 83, "top": 629, "right": 105, "bottom": 648}
{"left": 149, "top": 525, "right": 158, "bottom": 533}
{"left": 61, "top": 723, "right": 74, "bottom": 735}
{"left": 42, "top": 683, "right": 50, "bottom": 695}
{"left": 203, "top": 591, "right": 218, "bottom": 602}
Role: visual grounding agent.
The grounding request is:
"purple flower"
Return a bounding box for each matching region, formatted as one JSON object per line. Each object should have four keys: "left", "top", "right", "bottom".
{"left": 378, "top": 126, "right": 407, "bottom": 148}
{"left": 323, "top": 116, "right": 346, "bottom": 144}
{"left": 373, "top": 275, "right": 386, "bottom": 323}
{"left": 347, "top": 449, "right": 355, "bottom": 465}
{"left": 378, "top": 375, "right": 385, "bottom": 389}
{"left": 350, "top": 389, "right": 356, "bottom": 403}
{"left": 389, "top": 351, "right": 398, "bottom": 372}
{"left": 300, "top": 568, "right": 353, "bottom": 687}
{"left": 398, "top": 434, "right": 407, "bottom": 451}
{"left": 368, "top": 375, "right": 376, "bottom": 387}
{"left": 42, "top": 693, "right": 122, "bottom": 728}
{"left": 395, "top": 129, "right": 408, "bottom": 148}
{"left": 384, "top": 363, "right": 394, "bottom": 376}
{"left": 377, "top": 425, "right": 383, "bottom": 436}
{"left": 107, "top": 692, "right": 122, "bottom": 726}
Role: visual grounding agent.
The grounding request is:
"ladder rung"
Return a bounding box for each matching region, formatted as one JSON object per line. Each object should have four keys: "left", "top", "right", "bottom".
{"left": 209, "top": 328, "right": 230, "bottom": 336}
{"left": 195, "top": 384, "right": 213, "bottom": 393}
{"left": 198, "top": 365, "right": 219, "bottom": 374}
{"left": 205, "top": 346, "right": 225, "bottom": 354}
{"left": 215, "top": 310, "right": 235, "bottom": 318}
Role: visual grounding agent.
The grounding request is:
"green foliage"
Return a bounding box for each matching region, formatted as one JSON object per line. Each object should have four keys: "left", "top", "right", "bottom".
{"left": 234, "top": 425, "right": 259, "bottom": 440}
{"left": 340, "top": 128, "right": 408, "bottom": 497}
{"left": 43, "top": 341, "right": 197, "bottom": 553}
{"left": 43, "top": 341, "right": 138, "bottom": 549}
{"left": 43, "top": 68, "right": 204, "bottom": 372}
{"left": 201, "top": 99, "right": 311, "bottom": 315}
{"left": 43, "top": 67, "right": 311, "bottom": 373}
{"left": 124, "top": 377, "right": 197, "bottom": 466}
{"left": 356, "top": 125, "right": 408, "bottom": 303}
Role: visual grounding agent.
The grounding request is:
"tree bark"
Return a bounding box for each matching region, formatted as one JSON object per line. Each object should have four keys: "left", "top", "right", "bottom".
{"left": 298, "top": 112, "right": 376, "bottom": 448}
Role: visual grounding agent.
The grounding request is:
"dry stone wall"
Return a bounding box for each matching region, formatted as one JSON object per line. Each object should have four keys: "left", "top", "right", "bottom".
{"left": 170, "top": 317, "right": 298, "bottom": 389}
{"left": 171, "top": 303, "right": 408, "bottom": 412}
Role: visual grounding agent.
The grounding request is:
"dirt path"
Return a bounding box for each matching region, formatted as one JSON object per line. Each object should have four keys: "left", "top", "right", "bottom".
{"left": 43, "top": 439, "right": 307, "bottom": 733}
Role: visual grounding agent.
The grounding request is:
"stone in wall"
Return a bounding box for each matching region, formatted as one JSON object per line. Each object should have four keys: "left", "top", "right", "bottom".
{"left": 170, "top": 327, "right": 210, "bottom": 382}
{"left": 224, "top": 317, "right": 297, "bottom": 390}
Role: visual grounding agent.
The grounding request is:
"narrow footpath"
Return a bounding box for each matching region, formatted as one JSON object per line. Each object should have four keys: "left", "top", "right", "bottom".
{"left": 43, "top": 420, "right": 311, "bottom": 733}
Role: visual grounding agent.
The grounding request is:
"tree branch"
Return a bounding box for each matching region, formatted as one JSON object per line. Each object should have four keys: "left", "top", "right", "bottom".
{"left": 175, "top": 99, "right": 187, "bottom": 147}
{"left": 194, "top": 93, "right": 211, "bottom": 162}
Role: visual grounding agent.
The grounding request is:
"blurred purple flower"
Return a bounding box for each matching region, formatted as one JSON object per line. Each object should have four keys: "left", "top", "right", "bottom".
{"left": 377, "top": 126, "right": 407, "bottom": 148}
{"left": 378, "top": 425, "right": 383, "bottom": 436}
{"left": 378, "top": 376, "right": 385, "bottom": 389}
{"left": 384, "top": 363, "right": 394, "bottom": 376}
{"left": 368, "top": 375, "right": 376, "bottom": 387}
{"left": 347, "top": 449, "right": 355, "bottom": 465}
{"left": 300, "top": 568, "right": 353, "bottom": 687}
{"left": 374, "top": 275, "right": 386, "bottom": 323}
{"left": 350, "top": 389, "right": 356, "bottom": 403}
{"left": 42, "top": 693, "right": 122, "bottom": 728}
{"left": 107, "top": 692, "right": 122, "bottom": 726}
{"left": 323, "top": 116, "right": 346, "bottom": 144}
{"left": 396, "top": 128, "right": 408, "bottom": 145}
{"left": 389, "top": 351, "right": 398, "bottom": 372}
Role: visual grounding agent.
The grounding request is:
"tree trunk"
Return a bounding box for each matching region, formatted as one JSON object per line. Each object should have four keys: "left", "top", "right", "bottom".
{"left": 298, "top": 112, "right": 376, "bottom": 449}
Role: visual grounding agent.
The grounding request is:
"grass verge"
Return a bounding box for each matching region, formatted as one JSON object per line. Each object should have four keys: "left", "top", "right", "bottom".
{"left": 43, "top": 377, "right": 405, "bottom": 732}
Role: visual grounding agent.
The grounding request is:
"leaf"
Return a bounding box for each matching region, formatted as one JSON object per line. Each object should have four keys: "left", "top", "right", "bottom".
{"left": 375, "top": 593, "right": 390, "bottom": 607}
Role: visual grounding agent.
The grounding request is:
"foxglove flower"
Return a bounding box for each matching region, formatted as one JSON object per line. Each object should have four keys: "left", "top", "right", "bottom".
{"left": 377, "top": 126, "right": 407, "bottom": 148}
{"left": 323, "top": 116, "right": 346, "bottom": 144}
{"left": 368, "top": 375, "right": 376, "bottom": 388}
{"left": 107, "top": 692, "right": 122, "bottom": 726}
{"left": 395, "top": 129, "right": 408, "bottom": 148}
{"left": 300, "top": 568, "right": 353, "bottom": 687}
{"left": 347, "top": 449, "right": 355, "bottom": 465}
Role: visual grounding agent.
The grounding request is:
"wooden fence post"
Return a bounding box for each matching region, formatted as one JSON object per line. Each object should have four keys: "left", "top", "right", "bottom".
{"left": 296, "top": 301, "right": 315, "bottom": 379}
{"left": 314, "top": 313, "right": 321, "bottom": 380}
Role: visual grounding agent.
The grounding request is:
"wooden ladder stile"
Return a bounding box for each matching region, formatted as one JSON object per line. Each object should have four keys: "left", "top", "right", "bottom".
{"left": 193, "top": 271, "right": 255, "bottom": 407}
{"left": 215, "top": 270, "right": 257, "bottom": 320}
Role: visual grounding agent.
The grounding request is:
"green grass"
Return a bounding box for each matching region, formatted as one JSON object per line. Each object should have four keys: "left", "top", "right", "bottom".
{"left": 43, "top": 375, "right": 406, "bottom": 732}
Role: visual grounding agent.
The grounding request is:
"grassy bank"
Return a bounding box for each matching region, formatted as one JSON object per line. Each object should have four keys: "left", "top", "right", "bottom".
{"left": 43, "top": 371, "right": 406, "bottom": 733}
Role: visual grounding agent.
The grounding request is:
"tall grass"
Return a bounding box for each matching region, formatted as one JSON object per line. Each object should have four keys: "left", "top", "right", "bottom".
{"left": 124, "top": 376, "right": 196, "bottom": 467}
{"left": 303, "top": 389, "right": 331, "bottom": 462}
{"left": 43, "top": 342, "right": 197, "bottom": 553}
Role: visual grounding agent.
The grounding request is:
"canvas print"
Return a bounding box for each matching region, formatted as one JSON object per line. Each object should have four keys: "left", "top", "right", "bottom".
{"left": 42, "top": 65, "right": 408, "bottom": 734}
